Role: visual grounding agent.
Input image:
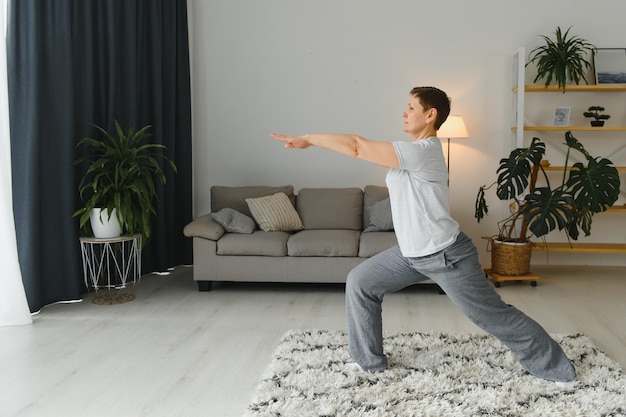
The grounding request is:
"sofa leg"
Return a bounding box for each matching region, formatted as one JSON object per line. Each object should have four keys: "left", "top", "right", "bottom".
{"left": 197, "top": 281, "right": 213, "bottom": 292}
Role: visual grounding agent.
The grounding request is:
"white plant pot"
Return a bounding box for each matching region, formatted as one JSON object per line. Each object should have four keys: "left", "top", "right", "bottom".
{"left": 90, "top": 208, "right": 122, "bottom": 238}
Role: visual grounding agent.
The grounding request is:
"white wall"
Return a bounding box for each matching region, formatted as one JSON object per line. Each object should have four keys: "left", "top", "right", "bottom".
{"left": 188, "top": 0, "right": 626, "bottom": 266}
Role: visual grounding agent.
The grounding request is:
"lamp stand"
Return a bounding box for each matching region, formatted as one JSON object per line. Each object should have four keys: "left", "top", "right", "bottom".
{"left": 447, "top": 137, "right": 450, "bottom": 186}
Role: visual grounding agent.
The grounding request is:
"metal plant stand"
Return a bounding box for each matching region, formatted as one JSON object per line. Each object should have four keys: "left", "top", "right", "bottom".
{"left": 79, "top": 234, "right": 142, "bottom": 304}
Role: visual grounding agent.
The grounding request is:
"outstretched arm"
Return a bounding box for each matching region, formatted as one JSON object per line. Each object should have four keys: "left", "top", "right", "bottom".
{"left": 269, "top": 132, "right": 400, "bottom": 169}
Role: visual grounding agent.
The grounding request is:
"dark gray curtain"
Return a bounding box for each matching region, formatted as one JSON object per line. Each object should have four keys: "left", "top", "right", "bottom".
{"left": 7, "top": 0, "right": 193, "bottom": 312}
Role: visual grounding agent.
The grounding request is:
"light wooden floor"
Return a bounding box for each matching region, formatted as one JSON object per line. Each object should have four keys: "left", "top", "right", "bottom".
{"left": 1, "top": 265, "right": 624, "bottom": 417}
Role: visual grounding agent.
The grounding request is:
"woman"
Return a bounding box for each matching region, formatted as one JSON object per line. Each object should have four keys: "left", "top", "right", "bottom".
{"left": 270, "top": 86, "right": 576, "bottom": 388}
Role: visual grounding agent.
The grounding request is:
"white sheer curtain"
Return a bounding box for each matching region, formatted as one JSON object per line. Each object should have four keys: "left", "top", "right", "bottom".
{"left": 0, "top": 0, "right": 31, "bottom": 326}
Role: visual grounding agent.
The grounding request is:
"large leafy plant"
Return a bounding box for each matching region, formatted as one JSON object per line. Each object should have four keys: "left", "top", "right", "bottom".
{"left": 475, "top": 132, "right": 620, "bottom": 242}
{"left": 73, "top": 121, "right": 177, "bottom": 241}
{"left": 527, "top": 26, "right": 595, "bottom": 92}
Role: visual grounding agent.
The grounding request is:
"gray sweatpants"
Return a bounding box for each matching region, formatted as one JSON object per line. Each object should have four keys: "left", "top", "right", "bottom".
{"left": 345, "top": 232, "right": 576, "bottom": 382}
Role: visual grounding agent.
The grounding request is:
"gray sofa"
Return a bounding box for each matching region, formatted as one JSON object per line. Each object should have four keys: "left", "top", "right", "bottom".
{"left": 183, "top": 185, "right": 399, "bottom": 291}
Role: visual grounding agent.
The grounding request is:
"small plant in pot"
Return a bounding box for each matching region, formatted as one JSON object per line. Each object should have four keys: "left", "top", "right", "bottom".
{"left": 475, "top": 132, "right": 620, "bottom": 276}
{"left": 583, "top": 106, "right": 611, "bottom": 127}
{"left": 73, "top": 121, "right": 177, "bottom": 242}
{"left": 526, "top": 26, "right": 595, "bottom": 93}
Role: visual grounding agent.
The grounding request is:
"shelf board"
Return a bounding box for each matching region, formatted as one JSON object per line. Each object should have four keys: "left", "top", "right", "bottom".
{"left": 513, "top": 85, "right": 626, "bottom": 93}
{"left": 542, "top": 165, "right": 626, "bottom": 172}
{"left": 512, "top": 126, "right": 626, "bottom": 132}
{"left": 532, "top": 242, "right": 626, "bottom": 254}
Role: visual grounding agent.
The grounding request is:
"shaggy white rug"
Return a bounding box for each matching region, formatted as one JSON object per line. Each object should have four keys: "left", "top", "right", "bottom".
{"left": 244, "top": 329, "right": 625, "bottom": 417}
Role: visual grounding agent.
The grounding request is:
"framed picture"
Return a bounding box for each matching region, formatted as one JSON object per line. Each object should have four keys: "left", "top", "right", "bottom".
{"left": 553, "top": 107, "right": 570, "bottom": 126}
{"left": 594, "top": 48, "right": 626, "bottom": 84}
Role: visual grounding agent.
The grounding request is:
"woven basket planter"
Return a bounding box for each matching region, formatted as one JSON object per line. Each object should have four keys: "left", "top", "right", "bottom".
{"left": 488, "top": 238, "right": 533, "bottom": 276}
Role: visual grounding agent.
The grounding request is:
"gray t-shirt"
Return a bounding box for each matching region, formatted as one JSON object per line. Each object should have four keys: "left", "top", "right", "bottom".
{"left": 386, "top": 137, "right": 460, "bottom": 257}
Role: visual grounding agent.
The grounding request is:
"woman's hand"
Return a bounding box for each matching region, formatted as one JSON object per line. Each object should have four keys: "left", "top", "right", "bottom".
{"left": 270, "top": 133, "right": 311, "bottom": 149}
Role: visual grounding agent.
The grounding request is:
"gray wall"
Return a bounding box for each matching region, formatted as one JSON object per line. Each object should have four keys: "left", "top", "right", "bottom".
{"left": 188, "top": 0, "right": 626, "bottom": 266}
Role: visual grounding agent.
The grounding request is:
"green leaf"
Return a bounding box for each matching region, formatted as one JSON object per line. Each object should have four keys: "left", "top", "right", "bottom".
{"left": 496, "top": 137, "right": 545, "bottom": 200}
{"left": 566, "top": 158, "right": 620, "bottom": 213}
{"left": 475, "top": 186, "right": 489, "bottom": 222}
{"left": 564, "top": 131, "right": 590, "bottom": 160}
{"left": 521, "top": 188, "right": 574, "bottom": 238}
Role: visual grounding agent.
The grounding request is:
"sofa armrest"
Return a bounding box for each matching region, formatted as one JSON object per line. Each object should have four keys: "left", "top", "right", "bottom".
{"left": 183, "top": 214, "right": 225, "bottom": 241}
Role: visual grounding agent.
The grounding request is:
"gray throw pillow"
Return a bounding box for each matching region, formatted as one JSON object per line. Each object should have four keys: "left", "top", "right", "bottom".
{"left": 210, "top": 208, "right": 256, "bottom": 234}
{"left": 364, "top": 198, "right": 393, "bottom": 232}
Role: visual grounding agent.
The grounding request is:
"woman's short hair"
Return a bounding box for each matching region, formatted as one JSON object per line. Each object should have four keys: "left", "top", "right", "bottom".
{"left": 410, "top": 87, "right": 451, "bottom": 130}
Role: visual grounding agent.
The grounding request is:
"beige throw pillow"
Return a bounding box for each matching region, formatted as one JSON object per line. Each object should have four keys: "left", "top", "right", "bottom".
{"left": 245, "top": 192, "right": 304, "bottom": 232}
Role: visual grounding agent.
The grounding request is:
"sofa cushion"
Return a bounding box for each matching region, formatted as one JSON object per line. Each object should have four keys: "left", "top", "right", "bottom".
{"left": 363, "top": 198, "right": 393, "bottom": 232}
{"left": 296, "top": 188, "right": 363, "bottom": 230}
{"left": 183, "top": 213, "right": 225, "bottom": 240}
{"left": 211, "top": 185, "right": 295, "bottom": 218}
{"left": 217, "top": 231, "right": 289, "bottom": 256}
{"left": 363, "top": 185, "right": 390, "bottom": 229}
{"left": 210, "top": 208, "right": 256, "bottom": 234}
{"left": 359, "top": 231, "right": 398, "bottom": 258}
{"left": 246, "top": 192, "right": 304, "bottom": 232}
{"left": 287, "top": 230, "right": 361, "bottom": 257}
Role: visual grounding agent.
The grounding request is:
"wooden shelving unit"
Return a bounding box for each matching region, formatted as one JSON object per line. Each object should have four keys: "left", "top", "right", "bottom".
{"left": 606, "top": 205, "right": 626, "bottom": 213}
{"left": 542, "top": 166, "right": 626, "bottom": 173}
{"left": 512, "top": 126, "right": 626, "bottom": 132}
{"left": 511, "top": 47, "right": 625, "bottom": 256}
{"left": 513, "top": 85, "right": 626, "bottom": 93}
{"left": 532, "top": 242, "right": 626, "bottom": 254}
{"left": 531, "top": 205, "right": 626, "bottom": 254}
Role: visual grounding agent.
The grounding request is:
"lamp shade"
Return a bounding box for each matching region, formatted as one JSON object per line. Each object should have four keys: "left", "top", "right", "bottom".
{"left": 438, "top": 116, "right": 469, "bottom": 138}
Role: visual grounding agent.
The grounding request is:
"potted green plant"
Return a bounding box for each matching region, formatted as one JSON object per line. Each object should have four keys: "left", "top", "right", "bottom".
{"left": 475, "top": 132, "right": 620, "bottom": 275}
{"left": 73, "top": 121, "right": 177, "bottom": 241}
{"left": 526, "top": 26, "right": 595, "bottom": 93}
{"left": 583, "top": 105, "right": 611, "bottom": 127}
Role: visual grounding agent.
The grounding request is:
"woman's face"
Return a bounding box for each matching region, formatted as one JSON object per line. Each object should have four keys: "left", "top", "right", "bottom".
{"left": 402, "top": 95, "right": 431, "bottom": 137}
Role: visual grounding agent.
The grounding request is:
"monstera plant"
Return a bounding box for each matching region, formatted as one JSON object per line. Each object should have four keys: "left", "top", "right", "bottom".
{"left": 475, "top": 132, "right": 620, "bottom": 243}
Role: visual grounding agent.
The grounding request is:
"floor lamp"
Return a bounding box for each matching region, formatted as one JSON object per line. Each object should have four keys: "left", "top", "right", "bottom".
{"left": 438, "top": 116, "right": 469, "bottom": 185}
